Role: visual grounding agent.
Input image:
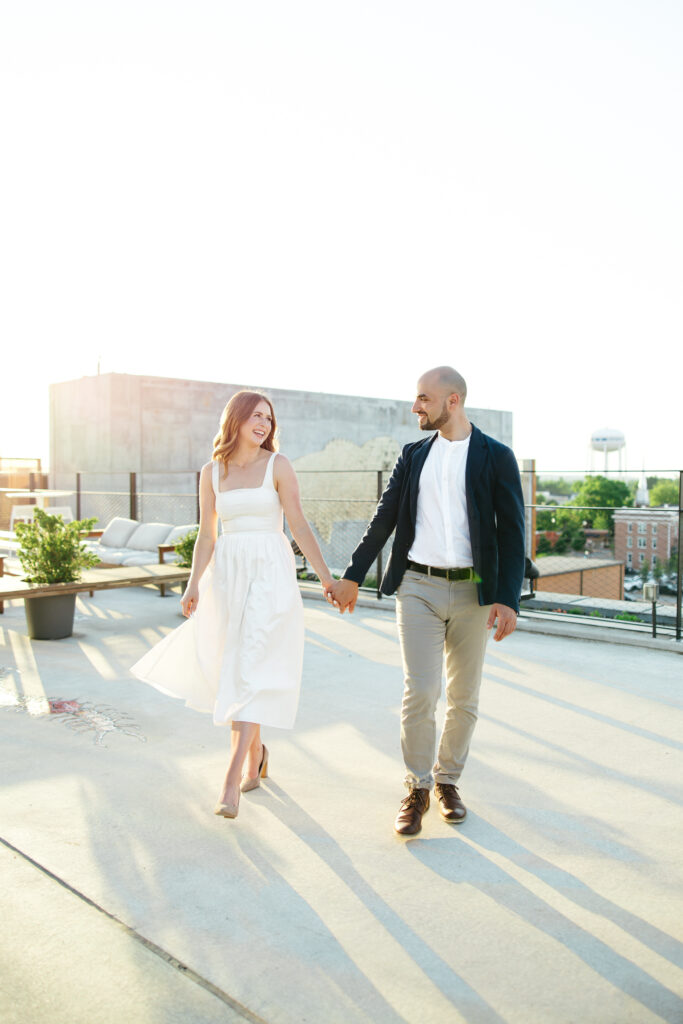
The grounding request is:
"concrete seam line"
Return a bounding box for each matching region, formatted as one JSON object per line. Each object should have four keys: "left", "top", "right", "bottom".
{"left": 0, "top": 835, "right": 269, "bottom": 1024}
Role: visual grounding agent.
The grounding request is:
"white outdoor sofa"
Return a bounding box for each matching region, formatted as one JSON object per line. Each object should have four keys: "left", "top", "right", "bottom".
{"left": 83, "top": 518, "right": 197, "bottom": 567}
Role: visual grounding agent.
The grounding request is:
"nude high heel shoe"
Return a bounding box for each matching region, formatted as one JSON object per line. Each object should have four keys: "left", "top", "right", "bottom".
{"left": 240, "top": 744, "right": 269, "bottom": 793}
{"left": 214, "top": 796, "right": 239, "bottom": 818}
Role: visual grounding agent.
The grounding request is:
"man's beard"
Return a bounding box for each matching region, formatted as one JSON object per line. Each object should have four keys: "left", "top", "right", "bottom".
{"left": 418, "top": 400, "right": 449, "bottom": 431}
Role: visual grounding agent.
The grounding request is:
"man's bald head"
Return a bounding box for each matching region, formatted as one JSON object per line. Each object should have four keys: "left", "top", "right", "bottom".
{"left": 420, "top": 366, "right": 467, "bottom": 404}
{"left": 412, "top": 366, "right": 471, "bottom": 437}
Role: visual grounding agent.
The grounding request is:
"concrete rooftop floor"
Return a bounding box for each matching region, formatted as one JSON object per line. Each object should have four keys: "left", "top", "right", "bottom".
{"left": 0, "top": 584, "right": 682, "bottom": 1024}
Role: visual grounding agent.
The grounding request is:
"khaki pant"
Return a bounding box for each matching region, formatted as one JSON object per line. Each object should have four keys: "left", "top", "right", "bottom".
{"left": 396, "top": 570, "right": 490, "bottom": 790}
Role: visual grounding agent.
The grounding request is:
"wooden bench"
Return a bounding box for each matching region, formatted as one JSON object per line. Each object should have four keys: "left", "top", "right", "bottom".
{"left": 0, "top": 563, "right": 191, "bottom": 615}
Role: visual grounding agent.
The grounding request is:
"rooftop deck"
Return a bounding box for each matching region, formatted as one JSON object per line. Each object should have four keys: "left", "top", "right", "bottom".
{"left": 0, "top": 586, "right": 681, "bottom": 1023}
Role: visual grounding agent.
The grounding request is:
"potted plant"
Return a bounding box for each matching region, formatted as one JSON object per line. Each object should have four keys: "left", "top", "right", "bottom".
{"left": 15, "top": 508, "right": 99, "bottom": 639}
{"left": 174, "top": 527, "right": 199, "bottom": 568}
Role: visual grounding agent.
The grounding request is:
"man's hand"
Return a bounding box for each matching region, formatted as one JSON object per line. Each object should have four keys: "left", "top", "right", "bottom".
{"left": 327, "top": 579, "right": 359, "bottom": 614}
{"left": 486, "top": 603, "right": 517, "bottom": 642}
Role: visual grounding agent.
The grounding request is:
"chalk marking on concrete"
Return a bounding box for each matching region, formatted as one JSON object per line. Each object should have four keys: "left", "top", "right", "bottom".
{"left": 0, "top": 835, "right": 269, "bottom": 1024}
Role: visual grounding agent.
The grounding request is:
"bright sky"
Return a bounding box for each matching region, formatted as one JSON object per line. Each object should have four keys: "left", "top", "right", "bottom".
{"left": 2, "top": 1, "right": 681, "bottom": 475}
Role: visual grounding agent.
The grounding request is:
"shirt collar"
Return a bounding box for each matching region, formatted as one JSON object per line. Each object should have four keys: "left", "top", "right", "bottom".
{"left": 436, "top": 431, "right": 471, "bottom": 450}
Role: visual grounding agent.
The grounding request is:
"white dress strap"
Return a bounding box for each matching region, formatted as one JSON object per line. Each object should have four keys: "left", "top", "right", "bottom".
{"left": 264, "top": 452, "right": 278, "bottom": 490}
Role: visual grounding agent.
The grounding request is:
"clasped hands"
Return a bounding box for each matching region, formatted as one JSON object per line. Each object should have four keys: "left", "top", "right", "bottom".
{"left": 323, "top": 578, "right": 359, "bottom": 614}
{"left": 322, "top": 580, "right": 517, "bottom": 639}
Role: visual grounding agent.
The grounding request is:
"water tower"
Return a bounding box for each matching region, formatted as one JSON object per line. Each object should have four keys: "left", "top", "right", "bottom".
{"left": 590, "top": 428, "right": 626, "bottom": 472}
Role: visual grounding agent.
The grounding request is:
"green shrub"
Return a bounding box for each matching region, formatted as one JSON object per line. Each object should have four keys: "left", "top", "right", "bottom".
{"left": 615, "top": 612, "right": 643, "bottom": 623}
{"left": 16, "top": 508, "right": 99, "bottom": 584}
{"left": 174, "top": 528, "right": 199, "bottom": 568}
{"left": 536, "top": 535, "right": 552, "bottom": 555}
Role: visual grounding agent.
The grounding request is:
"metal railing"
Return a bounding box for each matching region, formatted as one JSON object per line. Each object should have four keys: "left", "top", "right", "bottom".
{"left": 519, "top": 466, "right": 681, "bottom": 640}
{"left": 17, "top": 465, "right": 680, "bottom": 641}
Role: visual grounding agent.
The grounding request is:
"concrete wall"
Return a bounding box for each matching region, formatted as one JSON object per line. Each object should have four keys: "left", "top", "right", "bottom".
{"left": 50, "top": 372, "right": 513, "bottom": 480}
{"left": 48, "top": 373, "right": 516, "bottom": 567}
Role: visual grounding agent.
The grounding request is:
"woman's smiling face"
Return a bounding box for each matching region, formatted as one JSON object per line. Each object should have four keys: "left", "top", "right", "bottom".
{"left": 239, "top": 400, "right": 273, "bottom": 447}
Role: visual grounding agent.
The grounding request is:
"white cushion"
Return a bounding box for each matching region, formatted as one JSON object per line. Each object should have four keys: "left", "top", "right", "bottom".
{"left": 121, "top": 551, "right": 159, "bottom": 566}
{"left": 164, "top": 524, "right": 198, "bottom": 545}
{"left": 89, "top": 546, "right": 131, "bottom": 565}
{"left": 126, "top": 523, "right": 174, "bottom": 551}
{"left": 99, "top": 518, "right": 139, "bottom": 548}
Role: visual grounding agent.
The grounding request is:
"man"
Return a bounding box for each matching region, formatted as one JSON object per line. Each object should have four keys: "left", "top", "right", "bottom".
{"left": 329, "top": 366, "right": 525, "bottom": 836}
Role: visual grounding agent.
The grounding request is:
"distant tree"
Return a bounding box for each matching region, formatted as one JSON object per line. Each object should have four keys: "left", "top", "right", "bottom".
{"left": 553, "top": 506, "right": 585, "bottom": 532}
{"left": 536, "top": 535, "right": 552, "bottom": 555}
{"left": 535, "top": 506, "right": 557, "bottom": 531}
{"left": 571, "top": 530, "right": 586, "bottom": 551}
{"left": 592, "top": 511, "right": 610, "bottom": 531}
{"left": 553, "top": 536, "right": 570, "bottom": 554}
{"left": 651, "top": 557, "right": 663, "bottom": 580}
{"left": 647, "top": 475, "right": 673, "bottom": 490}
{"left": 538, "top": 478, "right": 576, "bottom": 496}
{"left": 572, "top": 476, "right": 632, "bottom": 533}
{"left": 650, "top": 480, "right": 679, "bottom": 507}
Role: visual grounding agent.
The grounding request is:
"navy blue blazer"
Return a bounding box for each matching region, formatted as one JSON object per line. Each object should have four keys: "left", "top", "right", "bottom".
{"left": 342, "top": 424, "right": 526, "bottom": 612}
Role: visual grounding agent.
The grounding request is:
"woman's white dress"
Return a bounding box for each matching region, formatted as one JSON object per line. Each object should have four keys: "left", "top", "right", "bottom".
{"left": 131, "top": 453, "right": 304, "bottom": 728}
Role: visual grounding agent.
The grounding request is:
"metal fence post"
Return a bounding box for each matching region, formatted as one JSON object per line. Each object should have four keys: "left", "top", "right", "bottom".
{"left": 130, "top": 472, "right": 138, "bottom": 521}
{"left": 76, "top": 472, "right": 82, "bottom": 520}
{"left": 376, "top": 470, "right": 383, "bottom": 600}
{"left": 522, "top": 459, "right": 536, "bottom": 559}
{"left": 676, "top": 470, "right": 682, "bottom": 641}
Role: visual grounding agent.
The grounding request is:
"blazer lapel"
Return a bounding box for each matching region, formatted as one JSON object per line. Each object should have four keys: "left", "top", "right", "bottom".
{"left": 465, "top": 424, "right": 488, "bottom": 519}
{"left": 409, "top": 434, "right": 438, "bottom": 523}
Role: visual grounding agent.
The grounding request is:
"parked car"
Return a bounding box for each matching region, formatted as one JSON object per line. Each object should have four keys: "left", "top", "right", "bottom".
{"left": 659, "top": 578, "right": 680, "bottom": 596}
{"left": 623, "top": 576, "right": 643, "bottom": 592}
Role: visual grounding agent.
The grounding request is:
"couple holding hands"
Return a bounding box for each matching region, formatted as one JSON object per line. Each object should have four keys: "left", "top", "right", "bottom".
{"left": 132, "top": 365, "right": 526, "bottom": 834}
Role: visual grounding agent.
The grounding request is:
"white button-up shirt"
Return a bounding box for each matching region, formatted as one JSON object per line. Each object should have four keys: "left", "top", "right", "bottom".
{"left": 407, "top": 432, "right": 473, "bottom": 568}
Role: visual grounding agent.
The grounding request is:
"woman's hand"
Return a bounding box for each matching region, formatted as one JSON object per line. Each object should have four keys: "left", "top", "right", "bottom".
{"left": 321, "top": 577, "right": 337, "bottom": 606}
{"left": 181, "top": 582, "right": 199, "bottom": 618}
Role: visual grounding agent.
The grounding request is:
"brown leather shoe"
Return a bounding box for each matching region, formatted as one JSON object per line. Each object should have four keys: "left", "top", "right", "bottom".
{"left": 435, "top": 783, "right": 466, "bottom": 823}
{"left": 394, "top": 788, "right": 430, "bottom": 835}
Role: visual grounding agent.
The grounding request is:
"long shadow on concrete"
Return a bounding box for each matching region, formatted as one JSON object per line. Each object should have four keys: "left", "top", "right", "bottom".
{"left": 482, "top": 669, "right": 683, "bottom": 753}
{"left": 250, "top": 780, "right": 507, "bottom": 1024}
{"left": 407, "top": 829, "right": 682, "bottom": 1023}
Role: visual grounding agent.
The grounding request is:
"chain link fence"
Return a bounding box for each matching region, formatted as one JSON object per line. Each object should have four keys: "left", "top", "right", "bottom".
{"left": 77, "top": 473, "right": 132, "bottom": 526}
{"left": 292, "top": 470, "right": 385, "bottom": 587}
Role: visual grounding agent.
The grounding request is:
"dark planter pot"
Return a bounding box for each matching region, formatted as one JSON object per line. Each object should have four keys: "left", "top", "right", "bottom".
{"left": 24, "top": 594, "right": 77, "bottom": 640}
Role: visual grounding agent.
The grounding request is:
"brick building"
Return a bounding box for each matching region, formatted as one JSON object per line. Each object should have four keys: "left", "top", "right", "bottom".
{"left": 613, "top": 508, "right": 679, "bottom": 572}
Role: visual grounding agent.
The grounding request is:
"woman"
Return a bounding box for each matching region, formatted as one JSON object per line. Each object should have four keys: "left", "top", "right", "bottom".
{"left": 131, "top": 391, "right": 334, "bottom": 819}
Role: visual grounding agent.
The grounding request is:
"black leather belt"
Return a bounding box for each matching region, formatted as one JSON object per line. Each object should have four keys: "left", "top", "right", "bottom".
{"left": 407, "top": 561, "right": 475, "bottom": 582}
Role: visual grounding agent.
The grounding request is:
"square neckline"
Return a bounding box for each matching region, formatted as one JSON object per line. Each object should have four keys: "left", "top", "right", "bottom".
{"left": 215, "top": 452, "right": 276, "bottom": 494}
